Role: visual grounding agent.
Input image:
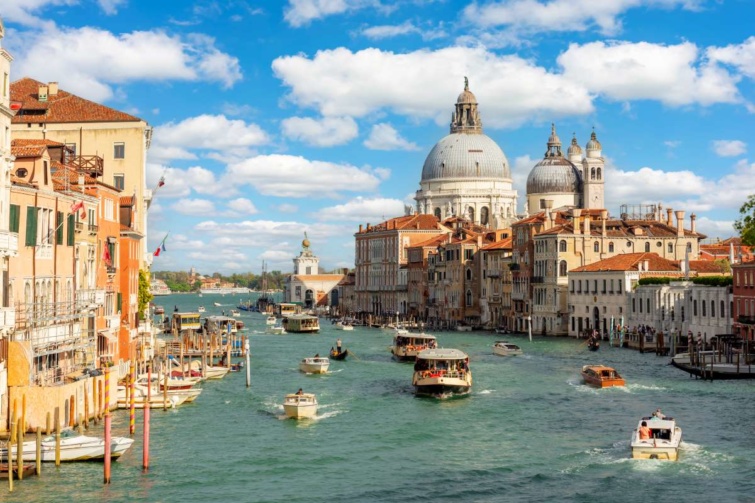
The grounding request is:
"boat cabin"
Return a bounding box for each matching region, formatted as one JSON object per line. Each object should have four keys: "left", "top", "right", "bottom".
{"left": 204, "top": 315, "right": 238, "bottom": 335}
{"left": 171, "top": 312, "right": 202, "bottom": 333}
{"left": 277, "top": 303, "right": 300, "bottom": 317}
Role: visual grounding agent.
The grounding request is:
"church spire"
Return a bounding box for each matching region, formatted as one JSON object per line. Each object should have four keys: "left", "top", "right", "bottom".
{"left": 450, "top": 77, "right": 483, "bottom": 134}
{"left": 545, "top": 123, "right": 563, "bottom": 157}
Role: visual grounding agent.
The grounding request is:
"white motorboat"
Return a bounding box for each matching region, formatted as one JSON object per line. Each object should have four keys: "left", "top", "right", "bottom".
{"left": 187, "top": 360, "right": 230, "bottom": 380}
{"left": 266, "top": 315, "right": 277, "bottom": 325}
{"left": 391, "top": 332, "right": 437, "bottom": 361}
{"left": 412, "top": 348, "right": 472, "bottom": 397}
{"left": 335, "top": 321, "right": 354, "bottom": 331}
{"left": 116, "top": 384, "right": 190, "bottom": 409}
{"left": 455, "top": 324, "right": 473, "bottom": 332}
{"left": 630, "top": 416, "right": 683, "bottom": 460}
{"left": 492, "top": 340, "right": 523, "bottom": 356}
{"left": 266, "top": 323, "right": 287, "bottom": 335}
{"left": 133, "top": 377, "right": 203, "bottom": 402}
{"left": 197, "top": 306, "right": 206, "bottom": 313}
{"left": 283, "top": 393, "right": 318, "bottom": 419}
{"left": 0, "top": 429, "right": 135, "bottom": 462}
{"left": 299, "top": 356, "right": 330, "bottom": 374}
{"left": 230, "top": 309, "right": 241, "bottom": 317}
{"left": 213, "top": 302, "right": 222, "bottom": 307}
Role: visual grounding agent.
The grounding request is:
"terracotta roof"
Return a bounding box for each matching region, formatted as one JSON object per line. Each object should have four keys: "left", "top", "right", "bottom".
{"left": 12, "top": 138, "right": 66, "bottom": 147}
{"left": 11, "top": 145, "right": 48, "bottom": 158}
{"left": 688, "top": 260, "right": 728, "bottom": 274}
{"left": 10, "top": 78, "right": 143, "bottom": 124}
{"left": 571, "top": 253, "right": 681, "bottom": 273}
{"left": 513, "top": 210, "right": 571, "bottom": 227}
{"left": 357, "top": 214, "right": 441, "bottom": 234}
{"left": 482, "top": 236, "right": 513, "bottom": 251}
{"left": 410, "top": 234, "right": 450, "bottom": 248}
{"left": 120, "top": 195, "right": 135, "bottom": 206}
{"left": 538, "top": 218, "right": 704, "bottom": 238}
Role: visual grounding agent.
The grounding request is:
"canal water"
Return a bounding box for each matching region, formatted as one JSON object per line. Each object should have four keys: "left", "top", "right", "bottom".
{"left": 4, "top": 293, "right": 755, "bottom": 502}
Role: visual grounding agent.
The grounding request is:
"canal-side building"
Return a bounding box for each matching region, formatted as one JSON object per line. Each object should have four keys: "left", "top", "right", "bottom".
{"left": 480, "top": 231, "right": 513, "bottom": 329}
{"left": 284, "top": 236, "right": 345, "bottom": 310}
{"left": 406, "top": 234, "right": 449, "bottom": 322}
{"left": 732, "top": 260, "right": 755, "bottom": 340}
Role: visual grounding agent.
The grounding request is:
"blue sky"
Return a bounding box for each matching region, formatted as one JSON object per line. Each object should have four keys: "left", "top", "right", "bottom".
{"left": 2, "top": 0, "right": 754, "bottom": 275}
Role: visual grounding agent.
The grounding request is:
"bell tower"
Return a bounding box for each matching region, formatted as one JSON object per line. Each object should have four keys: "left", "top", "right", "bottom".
{"left": 582, "top": 129, "right": 605, "bottom": 210}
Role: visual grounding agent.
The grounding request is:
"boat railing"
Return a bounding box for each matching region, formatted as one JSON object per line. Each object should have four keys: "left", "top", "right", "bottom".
{"left": 417, "top": 369, "right": 468, "bottom": 379}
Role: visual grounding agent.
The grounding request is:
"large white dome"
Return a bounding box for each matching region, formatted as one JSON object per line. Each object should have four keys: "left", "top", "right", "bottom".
{"left": 421, "top": 133, "right": 511, "bottom": 181}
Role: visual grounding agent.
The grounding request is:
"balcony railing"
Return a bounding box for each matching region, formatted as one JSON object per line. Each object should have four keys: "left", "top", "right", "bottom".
{"left": 67, "top": 155, "right": 104, "bottom": 178}
{"left": 737, "top": 315, "right": 755, "bottom": 325}
{"left": 88, "top": 224, "right": 98, "bottom": 235}
{"left": 106, "top": 265, "right": 117, "bottom": 275}
{"left": 75, "top": 222, "right": 84, "bottom": 232}
{"left": 0, "top": 230, "right": 19, "bottom": 256}
{"left": 531, "top": 276, "right": 544, "bottom": 284}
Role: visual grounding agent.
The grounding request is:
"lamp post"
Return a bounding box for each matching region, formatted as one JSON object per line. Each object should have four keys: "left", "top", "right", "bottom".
{"left": 527, "top": 315, "right": 532, "bottom": 342}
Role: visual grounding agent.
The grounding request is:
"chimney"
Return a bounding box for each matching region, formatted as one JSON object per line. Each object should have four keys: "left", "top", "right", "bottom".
{"left": 38, "top": 85, "right": 49, "bottom": 102}
{"left": 48, "top": 82, "right": 59, "bottom": 96}
{"left": 666, "top": 208, "right": 673, "bottom": 226}
{"left": 644, "top": 259, "right": 650, "bottom": 272}
{"left": 690, "top": 213, "right": 697, "bottom": 234}
{"left": 600, "top": 210, "right": 608, "bottom": 237}
{"left": 583, "top": 212, "right": 591, "bottom": 236}
{"left": 572, "top": 208, "right": 582, "bottom": 235}
{"left": 675, "top": 210, "right": 684, "bottom": 237}
{"left": 544, "top": 200, "right": 553, "bottom": 230}
{"left": 359, "top": 224, "right": 363, "bottom": 233}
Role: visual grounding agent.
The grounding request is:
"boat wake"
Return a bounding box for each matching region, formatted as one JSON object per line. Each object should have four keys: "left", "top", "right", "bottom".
{"left": 477, "top": 389, "right": 494, "bottom": 395}
{"left": 625, "top": 383, "right": 667, "bottom": 392}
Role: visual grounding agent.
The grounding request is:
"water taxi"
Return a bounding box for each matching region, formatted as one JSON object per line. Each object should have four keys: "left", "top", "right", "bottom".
{"left": 283, "top": 314, "right": 320, "bottom": 333}
{"left": 230, "top": 309, "right": 240, "bottom": 317}
{"left": 412, "top": 348, "right": 472, "bottom": 397}
{"left": 390, "top": 332, "right": 437, "bottom": 362}
{"left": 266, "top": 315, "right": 277, "bottom": 325}
{"left": 630, "top": 416, "right": 682, "bottom": 460}
{"left": 283, "top": 392, "right": 318, "bottom": 419}
{"left": 581, "top": 365, "right": 625, "bottom": 388}
{"left": 197, "top": 306, "right": 206, "bottom": 313}
{"left": 492, "top": 340, "right": 523, "bottom": 356}
{"left": 154, "top": 305, "right": 165, "bottom": 315}
{"left": 334, "top": 321, "right": 354, "bottom": 331}
{"left": 266, "top": 323, "right": 286, "bottom": 335}
{"left": 299, "top": 356, "right": 329, "bottom": 374}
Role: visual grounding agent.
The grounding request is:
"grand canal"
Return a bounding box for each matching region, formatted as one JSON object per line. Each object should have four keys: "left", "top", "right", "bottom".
{"left": 4, "top": 293, "right": 755, "bottom": 502}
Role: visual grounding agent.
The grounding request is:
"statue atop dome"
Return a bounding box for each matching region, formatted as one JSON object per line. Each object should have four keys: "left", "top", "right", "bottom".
{"left": 451, "top": 78, "right": 482, "bottom": 134}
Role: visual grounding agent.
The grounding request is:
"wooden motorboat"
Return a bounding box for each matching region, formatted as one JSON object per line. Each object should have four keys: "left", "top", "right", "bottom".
{"left": 329, "top": 348, "right": 348, "bottom": 360}
{"left": 0, "top": 430, "right": 134, "bottom": 462}
{"left": 283, "top": 393, "right": 318, "bottom": 419}
{"left": 630, "top": 416, "right": 682, "bottom": 460}
{"left": 492, "top": 340, "right": 523, "bottom": 356}
{"left": 299, "top": 356, "right": 330, "bottom": 374}
{"left": 581, "top": 365, "right": 625, "bottom": 388}
{"left": 412, "top": 348, "right": 472, "bottom": 397}
{"left": 391, "top": 332, "right": 437, "bottom": 362}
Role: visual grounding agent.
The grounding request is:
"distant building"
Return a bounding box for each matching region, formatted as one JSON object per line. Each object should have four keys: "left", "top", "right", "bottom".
{"left": 284, "top": 236, "right": 344, "bottom": 309}
{"left": 732, "top": 260, "right": 755, "bottom": 341}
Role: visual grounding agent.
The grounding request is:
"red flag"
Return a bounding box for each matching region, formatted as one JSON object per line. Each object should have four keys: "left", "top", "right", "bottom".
{"left": 103, "top": 245, "right": 112, "bottom": 266}
{"left": 70, "top": 201, "right": 84, "bottom": 213}
{"left": 154, "top": 246, "right": 161, "bottom": 257}
{"left": 158, "top": 176, "right": 165, "bottom": 187}
{"left": 80, "top": 210, "right": 86, "bottom": 220}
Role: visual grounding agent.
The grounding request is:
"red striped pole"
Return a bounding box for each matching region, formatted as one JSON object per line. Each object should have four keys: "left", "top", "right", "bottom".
{"left": 104, "top": 367, "right": 111, "bottom": 484}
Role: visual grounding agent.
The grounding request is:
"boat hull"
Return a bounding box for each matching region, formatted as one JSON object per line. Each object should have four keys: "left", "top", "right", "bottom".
{"left": 630, "top": 421, "right": 682, "bottom": 461}
{"left": 299, "top": 363, "right": 329, "bottom": 374}
{"left": 412, "top": 373, "right": 472, "bottom": 397}
{"left": 283, "top": 403, "right": 318, "bottom": 419}
{"left": 1, "top": 435, "right": 134, "bottom": 462}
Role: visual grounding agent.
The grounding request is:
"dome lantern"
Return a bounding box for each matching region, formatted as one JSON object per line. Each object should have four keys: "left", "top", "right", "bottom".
{"left": 450, "top": 77, "right": 483, "bottom": 134}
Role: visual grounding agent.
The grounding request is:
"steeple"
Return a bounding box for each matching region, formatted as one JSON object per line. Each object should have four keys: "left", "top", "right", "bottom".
{"left": 545, "top": 123, "right": 563, "bottom": 157}
{"left": 450, "top": 77, "right": 483, "bottom": 134}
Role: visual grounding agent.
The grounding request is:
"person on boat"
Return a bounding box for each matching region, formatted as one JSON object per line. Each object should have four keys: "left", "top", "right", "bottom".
{"left": 314, "top": 353, "right": 320, "bottom": 358}
{"left": 652, "top": 409, "right": 665, "bottom": 420}
{"left": 639, "top": 421, "right": 651, "bottom": 440}
{"left": 336, "top": 338, "right": 342, "bottom": 351}
{"left": 296, "top": 388, "right": 304, "bottom": 395}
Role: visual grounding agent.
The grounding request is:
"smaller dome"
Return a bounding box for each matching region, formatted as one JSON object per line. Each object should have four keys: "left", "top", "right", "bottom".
{"left": 526, "top": 157, "right": 582, "bottom": 195}
{"left": 567, "top": 135, "right": 582, "bottom": 156}
{"left": 586, "top": 130, "right": 601, "bottom": 151}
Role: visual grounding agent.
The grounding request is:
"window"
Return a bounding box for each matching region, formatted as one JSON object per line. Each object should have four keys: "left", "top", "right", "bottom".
{"left": 632, "top": 298, "right": 636, "bottom": 312}
{"left": 559, "top": 240, "right": 567, "bottom": 252}
{"left": 644, "top": 242, "right": 650, "bottom": 252}
{"left": 668, "top": 243, "right": 673, "bottom": 253}
{"left": 559, "top": 261, "right": 567, "bottom": 276}
{"left": 466, "top": 269, "right": 472, "bottom": 281}
{"left": 466, "top": 290, "right": 473, "bottom": 306}
{"left": 646, "top": 298, "right": 650, "bottom": 313}
{"left": 114, "top": 174, "right": 125, "bottom": 190}
{"left": 67, "top": 214, "right": 75, "bottom": 246}
{"left": 25, "top": 206, "right": 38, "bottom": 246}
{"left": 593, "top": 241, "right": 599, "bottom": 252}
{"left": 114, "top": 142, "right": 125, "bottom": 159}
{"left": 711, "top": 300, "right": 715, "bottom": 317}
{"left": 720, "top": 300, "right": 725, "bottom": 318}
{"left": 434, "top": 208, "right": 441, "bottom": 219}
{"left": 693, "top": 299, "right": 698, "bottom": 316}
{"left": 608, "top": 242, "right": 614, "bottom": 253}
{"left": 56, "top": 211, "right": 63, "bottom": 245}
{"left": 702, "top": 300, "right": 706, "bottom": 317}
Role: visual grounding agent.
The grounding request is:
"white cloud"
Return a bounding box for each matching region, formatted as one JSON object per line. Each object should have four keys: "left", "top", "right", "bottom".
{"left": 226, "top": 198, "right": 259, "bottom": 214}
{"left": 363, "top": 123, "right": 420, "bottom": 151}
{"left": 281, "top": 116, "right": 358, "bottom": 147}
{"left": 318, "top": 196, "right": 406, "bottom": 222}
{"left": 1, "top": 0, "right": 76, "bottom": 26}
{"left": 11, "top": 27, "right": 242, "bottom": 102}
{"left": 360, "top": 22, "right": 420, "bottom": 39}
{"left": 147, "top": 164, "right": 227, "bottom": 198}
{"left": 225, "top": 154, "right": 384, "bottom": 198}
{"left": 273, "top": 46, "right": 594, "bottom": 128}
{"left": 283, "top": 0, "right": 387, "bottom": 27}
{"left": 694, "top": 216, "right": 736, "bottom": 239}
{"left": 170, "top": 198, "right": 217, "bottom": 216}
{"left": 712, "top": 140, "right": 746, "bottom": 157}
{"left": 97, "top": 0, "right": 127, "bottom": 15}
{"left": 664, "top": 140, "right": 681, "bottom": 148}
{"left": 276, "top": 203, "right": 299, "bottom": 213}
{"left": 707, "top": 36, "right": 755, "bottom": 80}
{"left": 557, "top": 41, "right": 741, "bottom": 107}
{"left": 151, "top": 114, "right": 269, "bottom": 163}
{"left": 463, "top": 0, "right": 703, "bottom": 36}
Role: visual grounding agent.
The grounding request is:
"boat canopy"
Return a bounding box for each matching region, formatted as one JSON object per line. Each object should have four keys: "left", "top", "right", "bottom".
{"left": 417, "top": 348, "right": 468, "bottom": 360}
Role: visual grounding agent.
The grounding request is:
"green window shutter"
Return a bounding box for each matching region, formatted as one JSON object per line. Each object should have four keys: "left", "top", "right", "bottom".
{"left": 108, "top": 241, "right": 115, "bottom": 265}
{"left": 56, "top": 211, "right": 64, "bottom": 245}
{"left": 25, "top": 207, "right": 38, "bottom": 246}
{"left": 9, "top": 204, "right": 19, "bottom": 233}
{"left": 67, "top": 214, "right": 75, "bottom": 246}
{"left": 117, "top": 292, "right": 122, "bottom": 312}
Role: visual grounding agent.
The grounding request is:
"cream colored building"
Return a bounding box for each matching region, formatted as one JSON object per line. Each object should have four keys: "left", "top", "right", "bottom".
{"left": 415, "top": 79, "right": 517, "bottom": 229}
{"left": 10, "top": 77, "right": 152, "bottom": 266}
{"left": 284, "top": 236, "right": 344, "bottom": 310}
{"left": 480, "top": 232, "right": 513, "bottom": 329}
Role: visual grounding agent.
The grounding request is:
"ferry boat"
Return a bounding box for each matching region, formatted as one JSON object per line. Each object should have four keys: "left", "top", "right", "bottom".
{"left": 204, "top": 315, "right": 238, "bottom": 336}
{"left": 581, "top": 365, "right": 625, "bottom": 388}
{"left": 412, "top": 348, "right": 472, "bottom": 397}
{"left": 299, "top": 356, "right": 329, "bottom": 374}
{"left": 283, "top": 392, "right": 318, "bottom": 419}
{"left": 492, "top": 340, "right": 523, "bottom": 356}
{"left": 282, "top": 314, "right": 320, "bottom": 333}
{"left": 199, "top": 286, "right": 251, "bottom": 295}
{"left": 150, "top": 278, "right": 172, "bottom": 296}
{"left": 630, "top": 416, "right": 682, "bottom": 460}
{"left": 390, "top": 332, "right": 437, "bottom": 362}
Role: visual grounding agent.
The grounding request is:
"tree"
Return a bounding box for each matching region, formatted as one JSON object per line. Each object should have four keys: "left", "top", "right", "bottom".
{"left": 734, "top": 194, "right": 755, "bottom": 246}
{"left": 138, "top": 270, "right": 153, "bottom": 320}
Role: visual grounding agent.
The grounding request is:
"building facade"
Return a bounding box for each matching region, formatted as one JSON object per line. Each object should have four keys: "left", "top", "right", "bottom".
{"left": 732, "top": 260, "right": 755, "bottom": 340}
{"left": 284, "top": 236, "right": 344, "bottom": 310}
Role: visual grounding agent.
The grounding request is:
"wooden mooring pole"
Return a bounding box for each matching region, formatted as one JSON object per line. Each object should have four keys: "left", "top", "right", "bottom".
{"left": 104, "top": 367, "right": 111, "bottom": 484}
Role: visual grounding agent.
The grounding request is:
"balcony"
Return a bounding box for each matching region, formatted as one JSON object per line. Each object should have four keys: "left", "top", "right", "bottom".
{"left": 88, "top": 224, "right": 98, "bottom": 235}
{"left": 0, "top": 230, "right": 19, "bottom": 256}
{"left": 487, "top": 270, "right": 501, "bottom": 278}
{"left": 531, "top": 276, "right": 544, "bottom": 284}
{"left": 106, "top": 265, "right": 117, "bottom": 276}
{"left": 737, "top": 315, "right": 755, "bottom": 325}
{"left": 0, "top": 307, "right": 15, "bottom": 330}
{"left": 75, "top": 222, "right": 84, "bottom": 233}
{"left": 67, "top": 155, "right": 104, "bottom": 178}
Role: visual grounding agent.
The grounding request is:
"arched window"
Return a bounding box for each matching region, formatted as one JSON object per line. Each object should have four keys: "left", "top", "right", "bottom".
{"left": 608, "top": 242, "right": 614, "bottom": 253}
{"left": 686, "top": 242, "right": 692, "bottom": 253}
{"left": 590, "top": 167, "right": 596, "bottom": 180}
{"left": 467, "top": 206, "right": 475, "bottom": 222}
{"left": 720, "top": 300, "right": 725, "bottom": 318}
{"left": 480, "top": 206, "right": 489, "bottom": 226}
{"left": 596, "top": 168, "right": 601, "bottom": 180}
{"left": 644, "top": 242, "right": 650, "bottom": 252}
{"left": 434, "top": 208, "right": 441, "bottom": 219}
{"left": 466, "top": 269, "right": 472, "bottom": 281}
{"left": 668, "top": 243, "right": 673, "bottom": 254}
{"left": 466, "top": 290, "right": 473, "bottom": 307}
{"left": 559, "top": 260, "right": 567, "bottom": 276}
{"left": 693, "top": 299, "right": 698, "bottom": 316}
{"left": 593, "top": 241, "right": 599, "bottom": 252}
{"left": 559, "top": 240, "right": 567, "bottom": 252}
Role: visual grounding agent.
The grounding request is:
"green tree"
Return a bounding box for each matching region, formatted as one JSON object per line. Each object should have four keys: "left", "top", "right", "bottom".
{"left": 138, "top": 270, "right": 153, "bottom": 320}
{"left": 734, "top": 194, "right": 755, "bottom": 246}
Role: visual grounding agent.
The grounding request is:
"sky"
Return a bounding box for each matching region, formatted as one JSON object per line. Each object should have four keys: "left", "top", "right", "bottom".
{"left": 1, "top": 0, "right": 754, "bottom": 276}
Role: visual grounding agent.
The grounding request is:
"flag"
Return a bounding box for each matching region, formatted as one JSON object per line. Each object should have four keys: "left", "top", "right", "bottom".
{"left": 154, "top": 246, "right": 161, "bottom": 257}
{"left": 70, "top": 201, "right": 84, "bottom": 213}
{"left": 103, "top": 245, "right": 112, "bottom": 266}
{"left": 158, "top": 176, "right": 165, "bottom": 188}
{"left": 153, "top": 233, "right": 169, "bottom": 258}
{"left": 80, "top": 210, "right": 86, "bottom": 220}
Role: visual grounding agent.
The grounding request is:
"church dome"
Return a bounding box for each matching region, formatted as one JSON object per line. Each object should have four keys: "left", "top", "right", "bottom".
{"left": 586, "top": 130, "right": 602, "bottom": 151}
{"left": 567, "top": 135, "right": 582, "bottom": 156}
{"left": 526, "top": 124, "right": 582, "bottom": 194}
{"left": 421, "top": 133, "right": 510, "bottom": 181}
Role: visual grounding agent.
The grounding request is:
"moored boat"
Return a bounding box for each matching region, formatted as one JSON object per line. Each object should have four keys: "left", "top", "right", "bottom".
{"left": 391, "top": 332, "right": 437, "bottom": 362}
{"left": 581, "top": 365, "right": 625, "bottom": 388}
{"left": 412, "top": 348, "right": 472, "bottom": 397}
{"left": 630, "top": 415, "right": 682, "bottom": 460}
{"left": 492, "top": 340, "right": 523, "bottom": 356}
{"left": 299, "top": 356, "right": 329, "bottom": 374}
{"left": 283, "top": 314, "right": 320, "bottom": 333}
{"left": 283, "top": 392, "right": 318, "bottom": 419}
{"left": 154, "top": 305, "right": 165, "bottom": 315}
{"left": 0, "top": 430, "right": 134, "bottom": 462}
